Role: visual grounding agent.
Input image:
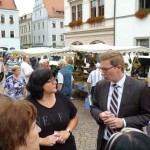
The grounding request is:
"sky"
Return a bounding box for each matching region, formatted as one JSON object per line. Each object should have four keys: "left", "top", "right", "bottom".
{"left": 14, "top": 0, "right": 34, "bottom": 16}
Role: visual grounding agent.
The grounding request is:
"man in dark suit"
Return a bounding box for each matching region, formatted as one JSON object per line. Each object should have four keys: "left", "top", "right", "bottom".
{"left": 90, "top": 50, "right": 150, "bottom": 150}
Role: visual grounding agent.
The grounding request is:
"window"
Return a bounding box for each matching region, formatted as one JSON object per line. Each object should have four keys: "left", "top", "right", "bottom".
{"left": 60, "top": 22, "right": 63, "bottom": 28}
{"left": 34, "top": 25, "right": 35, "bottom": 31}
{"left": 52, "top": 35, "right": 56, "bottom": 41}
{"left": 38, "top": 36, "right": 40, "bottom": 42}
{"left": 98, "top": 0, "right": 104, "bottom": 16}
{"left": 0, "top": 1, "right": 2, "bottom": 6}
{"left": 52, "top": 21, "right": 56, "bottom": 28}
{"left": 72, "top": 6, "right": 76, "bottom": 21}
{"left": 78, "top": 4, "right": 82, "bottom": 20}
{"left": 34, "top": 37, "right": 35, "bottom": 43}
{"left": 10, "top": 31, "right": 14, "bottom": 38}
{"left": 56, "top": 11, "right": 64, "bottom": 15}
{"left": 10, "top": 15, "right": 14, "bottom": 24}
{"left": 60, "top": 34, "right": 64, "bottom": 41}
{"left": 42, "top": 22, "right": 44, "bottom": 29}
{"left": 53, "top": 43, "right": 56, "bottom": 48}
{"left": 43, "top": 35, "right": 45, "bottom": 42}
{"left": 139, "top": 0, "right": 150, "bottom": 9}
{"left": 29, "top": 35, "right": 31, "bottom": 43}
{"left": 1, "top": 31, "right": 5, "bottom": 38}
{"left": 1, "top": 15, "right": 5, "bottom": 23}
{"left": 28, "top": 23, "right": 30, "bottom": 32}
{"left": 38, "top": 23, "right": 40, "bottom": 29}
{"left": 136, "top": 39, "right": 149, "bottom": 48}
{"left": 91, "top": 0, "right": 96, "bottom": 17}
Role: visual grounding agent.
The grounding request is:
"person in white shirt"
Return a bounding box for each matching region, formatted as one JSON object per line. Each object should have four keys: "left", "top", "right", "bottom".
{"left": 20, "top": 55, "right": 33, "bottom": 84}
{"left": 87, "top": 63, "right": 103, "bottom": 98}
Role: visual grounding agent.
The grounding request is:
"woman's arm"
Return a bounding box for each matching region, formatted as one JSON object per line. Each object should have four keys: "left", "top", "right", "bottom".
{"left": 57, "top": 115, "right": 78, "bottom": 144}
{"left": 66, "top": 115, "right": 78, "bottom": 131}
{"left": 39, "top": 134, "right": 58, "bottom": 147}
{"left": 1, "top": 86, "right": 5, "bottom": 94}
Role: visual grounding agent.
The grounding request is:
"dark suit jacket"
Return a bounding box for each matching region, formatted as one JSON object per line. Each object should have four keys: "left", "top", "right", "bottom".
{"left": 90, "top": 75, "right": 150, "bottom": 150}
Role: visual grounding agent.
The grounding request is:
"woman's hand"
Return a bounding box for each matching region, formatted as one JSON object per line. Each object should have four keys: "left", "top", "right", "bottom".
{"left": 39, "top": 134, "right": 58, "bottom": 146}
{"left": 56, "top": 130, "right": 70, "bottom": 144}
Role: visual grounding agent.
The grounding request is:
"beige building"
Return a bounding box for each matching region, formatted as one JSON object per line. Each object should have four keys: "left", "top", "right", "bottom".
{"left": 64, "top": 0, "right": 114, "bottom": 46}
{"left": 19, "top": 13, "right": 32, "bottom": 49}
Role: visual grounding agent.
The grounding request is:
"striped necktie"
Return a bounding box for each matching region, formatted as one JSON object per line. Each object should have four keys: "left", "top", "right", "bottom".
{"left": 107, "top": 84, "right": 119, "bottom": 138}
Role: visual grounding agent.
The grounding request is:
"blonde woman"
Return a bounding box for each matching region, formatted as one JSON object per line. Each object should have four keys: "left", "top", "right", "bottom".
{"left": 1, "top": 65, "right": 27, "bottom": 99}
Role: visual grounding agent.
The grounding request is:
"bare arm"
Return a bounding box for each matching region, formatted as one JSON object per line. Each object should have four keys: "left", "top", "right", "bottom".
{"left": 57, "top": 83, "right": 63, "bottom": 91}
{"left": 1, "top": 86, "right": 5, "bottom": 94}
{"left": 39, "top": 134, "right": 58, "bottom": 147}
{"left": 57, "top": 115, "right": 78, "bottom": 144}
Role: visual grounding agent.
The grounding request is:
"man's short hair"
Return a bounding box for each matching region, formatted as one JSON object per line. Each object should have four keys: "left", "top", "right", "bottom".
{"left": 58, "top": 59, "right": 66, "bottom": 66}
{"left": 100, "top": 50, "right": 125, "bottom": 72}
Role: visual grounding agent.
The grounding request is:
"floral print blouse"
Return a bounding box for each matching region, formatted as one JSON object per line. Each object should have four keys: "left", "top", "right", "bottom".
{"left": 3, "top": 75, "right": 25, "bottom": 99}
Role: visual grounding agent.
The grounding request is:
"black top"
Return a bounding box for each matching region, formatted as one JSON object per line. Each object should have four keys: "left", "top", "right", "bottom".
{"left": 28, "top": 91, "right": 77, "bottom": 150}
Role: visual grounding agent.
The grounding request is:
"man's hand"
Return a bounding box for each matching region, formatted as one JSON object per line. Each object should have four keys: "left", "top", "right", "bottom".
{"left": 99, "top": 111, "right": 115, "bottom": 122}
{"left": 104, "top": 117, "right": 124, "bottom": 129}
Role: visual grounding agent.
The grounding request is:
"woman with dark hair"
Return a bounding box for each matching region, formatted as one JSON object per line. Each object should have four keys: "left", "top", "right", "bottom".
{"left": 26, "top": 68, "right": 78, "bottom": 150}
{"left": 0, "top": 95, "right": 41, "bottom": 150}
{"left": 105, "top": 127, "right": 150, "bottom": 150}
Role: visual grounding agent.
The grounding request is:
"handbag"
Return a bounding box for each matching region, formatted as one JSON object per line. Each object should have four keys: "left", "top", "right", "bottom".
{"left": 85, "top": 94, "right": 92, "bottom": 110}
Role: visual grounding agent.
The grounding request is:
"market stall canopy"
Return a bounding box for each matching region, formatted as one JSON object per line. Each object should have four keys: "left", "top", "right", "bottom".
{"left": 10, "top": 47, "right": 71, "bottom": 57}
{"left": 69, "top": 43, "right": 150, "bottom": 54}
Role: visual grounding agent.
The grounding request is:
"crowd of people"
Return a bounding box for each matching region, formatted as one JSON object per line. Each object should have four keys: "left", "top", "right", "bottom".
{"left": 0, "top": 51, "right": 150, "bottom": 150}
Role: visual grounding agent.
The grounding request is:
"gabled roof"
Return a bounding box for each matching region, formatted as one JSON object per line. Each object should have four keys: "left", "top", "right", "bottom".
{"left": 0, "top": 0, "right": 17, "bottom": 10}
{"left": 43, "top": 0, "right": 64, "bottom": 18}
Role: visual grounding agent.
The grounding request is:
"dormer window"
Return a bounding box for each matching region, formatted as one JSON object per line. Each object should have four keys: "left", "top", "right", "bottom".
{"left": 56, "top": 11, "right": 64, "bottom": 15}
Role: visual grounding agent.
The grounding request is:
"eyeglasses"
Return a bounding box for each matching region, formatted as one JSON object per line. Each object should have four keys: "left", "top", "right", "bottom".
{"left": 46, "top": 78, "right": 56, "bottom": 83}
{"left": 100, "top": 66, "right": 114, "bottom": 72}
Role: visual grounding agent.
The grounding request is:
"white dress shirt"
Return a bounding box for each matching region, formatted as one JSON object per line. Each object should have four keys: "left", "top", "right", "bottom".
{"left": 103, "top": 74, "right": 126, "bottom": 140}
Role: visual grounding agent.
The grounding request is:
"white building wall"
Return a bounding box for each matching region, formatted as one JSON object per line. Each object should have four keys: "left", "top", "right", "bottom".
{"left": 32, "top": 0, "right": 64, "bottom": 48}
{"left": 115, "top": 0, "right": 150, "bottom": 46}
{"left": 116, "top": 0, "right": 137, "bottom": 17}
{"left": 0, "top": 9, "right": 20, "bottom": 52}
{"left": 48, "top": 18, "right": 64, "bottom": 47}
{"left": 105, "top": 0, "right": 114, "bottom": 18}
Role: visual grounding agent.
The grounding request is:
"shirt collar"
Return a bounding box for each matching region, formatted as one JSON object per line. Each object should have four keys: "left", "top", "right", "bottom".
{"left": 110, "top": 74, "right": 126, "bottom": 88}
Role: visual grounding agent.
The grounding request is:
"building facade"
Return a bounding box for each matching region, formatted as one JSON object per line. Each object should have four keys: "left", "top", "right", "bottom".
{"left": 64, "top": 0, "right": 114, "bottom": 46}
{"left": 0, "top": 0, "right": 20, "bottom": 53}
{"left": 65, "top": 0, "right": 150, "bottom": 48}
{"left": 19, "top": 13, "right": 32, "bottom": 49}
{"left": 115, "top": 0, "right": 150, "bottom": 47}
{"left": 32, "top": 0, "right": 64, "bottom": 48}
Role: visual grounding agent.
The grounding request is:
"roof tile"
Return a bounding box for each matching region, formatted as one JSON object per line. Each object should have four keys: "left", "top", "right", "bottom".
{"left": 0, "top": 0, "right": 17, "bottom": 10}
{"left": 43, "top": 0, "right": 64, "bottom": 18}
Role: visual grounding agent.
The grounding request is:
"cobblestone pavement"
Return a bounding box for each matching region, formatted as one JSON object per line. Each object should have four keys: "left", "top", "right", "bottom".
{"left": 72, "top": 97, "right": 99, "bottom": 150}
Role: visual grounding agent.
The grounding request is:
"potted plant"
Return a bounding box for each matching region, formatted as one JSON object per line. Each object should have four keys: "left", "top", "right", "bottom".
{"left": 68, "top": 19, "right": 82, "bottom": 28}
{"left": 135, "top": 8, "right": 149, "bottom": 19}
{"left": 86, "top": 16, "right": 104, "bottom": 24}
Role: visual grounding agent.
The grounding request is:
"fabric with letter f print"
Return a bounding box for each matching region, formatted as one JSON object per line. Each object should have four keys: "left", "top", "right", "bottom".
{"left": 107, "top": 83, "right": 119, "bottom": 138}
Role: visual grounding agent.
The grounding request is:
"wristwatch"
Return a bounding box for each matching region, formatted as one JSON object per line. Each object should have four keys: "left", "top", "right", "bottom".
{"left": 66, "top": 128, "right": 72, "bottom": 134}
